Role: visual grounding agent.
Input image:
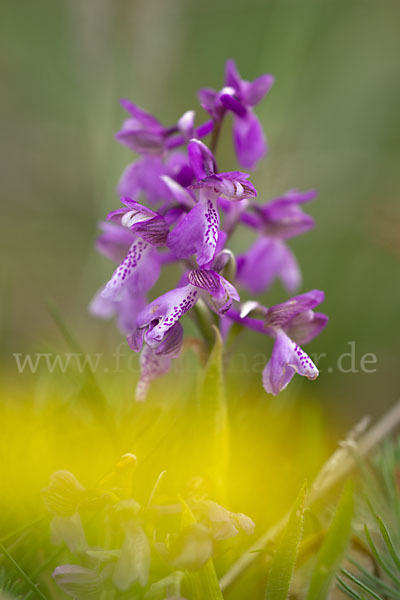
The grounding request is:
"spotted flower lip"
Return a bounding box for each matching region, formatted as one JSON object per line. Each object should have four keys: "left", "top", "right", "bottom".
{"left": 167, "top": 191, "right": 220, "bottom": 266}
{"left": 107, "top": 197, "right": 169, "bottom": 246}
{"left": 134, "top": 284, "right": 199, "bottom": 347}
{"left": 101, "top": 239, "right": 160, "bottom": 301}
{"left": 262, "top": 329, "right": 319, "bottom": 396}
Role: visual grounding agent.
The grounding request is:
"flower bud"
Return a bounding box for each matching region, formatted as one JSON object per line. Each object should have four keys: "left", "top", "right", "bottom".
{"left": 42, "top": 470, "right": 85, "bottom": 516}
{"left": 52, "top": 565, "right": 102, "bottom": 600}
{"left": 170, "top": 523, "right": 213, "bottom": 570}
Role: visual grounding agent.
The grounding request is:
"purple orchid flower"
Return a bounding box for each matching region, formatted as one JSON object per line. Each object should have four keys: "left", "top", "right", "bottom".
{"left": 237, "top": 189, "right": 316, "bottom": 294}
{"left": 128, "top": 270, "right": 239, "bottom": 399}
{"left": 198, "top": 60, "right": 274, "bottom": 169}
{"left": 116, "top": 99, "right": 213, "bottom": 155}
{"left": 262, "top": 290, "right": 327, "bottom": 395}
{"left": 227, "top": 290, "right": 327, "bottom": 395}
{"left": 130, "top": 270, "right": 239, "bottom": 350}
{"left": 167, "top": 140, "right": 256, "bottom": 266}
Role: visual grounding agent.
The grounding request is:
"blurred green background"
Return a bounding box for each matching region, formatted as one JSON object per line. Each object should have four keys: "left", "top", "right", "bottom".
{"left": 1, "top": 0, "right": 399, "bottom": 423}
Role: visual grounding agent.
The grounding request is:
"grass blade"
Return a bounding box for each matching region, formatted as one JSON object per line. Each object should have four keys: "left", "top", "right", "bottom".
{"left": 306, "top": 481, "right": 354, "bottom": 600}
{"left": 265, "top": 483, "right": 307, "bottom": 600}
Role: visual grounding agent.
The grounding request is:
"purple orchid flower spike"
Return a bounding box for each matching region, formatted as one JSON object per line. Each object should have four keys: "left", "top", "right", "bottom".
{"left": 237, "top": 189, "right": 316, "bottom": 294}
{"left": 198, "top": 60, "right": 274, "bottom": 169}
{"left": 107, "top": 197, "right": 169, "bottom": 246}
{"left": 91, "top": 62, "right": 328, "bottom": 401}
{"left": 167, "top": 140, "right": 256, "bottom": 266}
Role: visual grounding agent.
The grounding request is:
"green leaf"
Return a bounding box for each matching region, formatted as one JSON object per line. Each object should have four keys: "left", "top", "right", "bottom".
{"left": 187, "top": 561, "right": 225, "bottom": 600}
{"left": 265, "top": 483, "right": 307, "bottom": 600}
{"left": 306, "top": 481, "right": 354, "bottom": 600}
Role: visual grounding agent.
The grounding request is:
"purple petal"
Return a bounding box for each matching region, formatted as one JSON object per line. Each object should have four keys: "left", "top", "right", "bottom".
{"left": 256, "top": 201, "right": 314, "bottom": 239}
{"left": 89, "top": 283, "right": 146, "bottom": 335}
{"left": 161, "top": 176, "right": 196, "bottom": 209}
{"left": 186, "top": 269, "right": 221, "bottom": 293}
{"left": 188, "top": 139, "right": 217, "bottom": 179}
{"left": 285, "top": 311, "right": 328, "bottom": 345}
{"left": 284, "top": 189, "right": 318, "bottom": 204}
{"left": 224, "top": 59, "right": 241, "bottom": 92}
{"left": 102, "top": 241, "right": 160, "bottom": 300}
{"left": 178, "top": 110, "right": 195, "bottom": 140}
{"left": 115, "top": 128, "right": 165, "bottom": 155}
{"left": 219, "top": 93, "right": 247, "bottom": 118}
{"left": 233, "top": 112, "right": 267, "bottom": 169}
{"left": 244, "top": 74, "right": 275, "bottom": 106}
{"left": 108, "top": 199, "right": 169, "bottom": 246}
{"left": 119, "top": 99, "right": 163, "bottom": 130}
{"left": 191, "top": 173, "right": 256, "bottom": 201}
{"left": 95, "top": 222, "right": 134, "bottom": 262}
{"left": 117, "top": 157, "right": 172, "bottom": 206}
{"left": 127, "top": 326, "right": 145, "bottom": 352}
{"left": 165, "top": 151, "right": 194, "bottom": 187}
{"left": 278, "top": 244, "right": 302, "bottom": 293}
{"left": 264, "top": 290, "right": 325, "bottom": 328}
{"left": 262, "top": 329, "right": 319, "bottom": 395}
{"left": 197, "top": 88, "right": 220, "bottom": 117}
{"left": 186, "top": 269, "right": 239, "bottom": 315}
{"left": 155, "top": 322, "right": 184, "bottom": 357}
{"left": 237, "top": 237, "right": 301, "bottom": 295}
{"left": 167, "top": 194, "right": 220, "bottom": 267}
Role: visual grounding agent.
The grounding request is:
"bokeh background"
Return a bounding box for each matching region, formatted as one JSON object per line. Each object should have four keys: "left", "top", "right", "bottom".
{"left": 1, "top": 0, "right": 400, "bottom": 425}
